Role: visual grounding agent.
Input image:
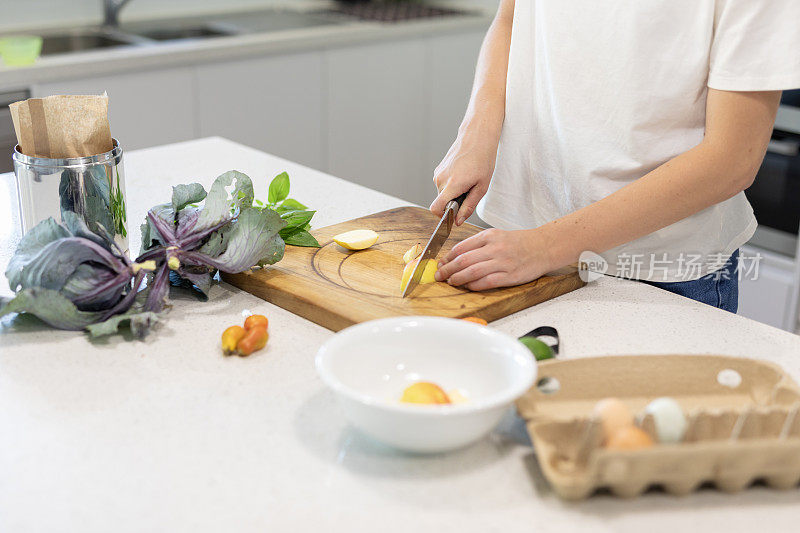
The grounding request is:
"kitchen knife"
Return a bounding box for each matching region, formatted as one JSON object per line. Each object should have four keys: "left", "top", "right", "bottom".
{"left": 401, "top": 192, "right": 468, "bottom": 298}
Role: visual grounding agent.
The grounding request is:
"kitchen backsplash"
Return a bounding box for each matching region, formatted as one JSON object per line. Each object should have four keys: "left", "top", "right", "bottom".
{"left": 0, "top": 0, "right": 498, "bottom": 33}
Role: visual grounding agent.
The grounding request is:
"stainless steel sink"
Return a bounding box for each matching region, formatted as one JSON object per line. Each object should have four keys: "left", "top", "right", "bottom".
{"left": 40, "top": 31, "right": 136, "bottom": 56}
{"left": 212, "top": 10, "right": 349, "bottom": 34}
{"left": 34, "top": 9, "right": 354, "bottom": 58}
{"left": 122, "top": 24, "right": 234, "bottom": 42}
{"left": 30, "top": 3, "right": 450, "bottom": 59}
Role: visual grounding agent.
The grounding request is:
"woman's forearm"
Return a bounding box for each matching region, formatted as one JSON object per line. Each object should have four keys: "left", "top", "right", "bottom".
{"left": 538, "top": 89, "right": 781, "bottom": 270}
{"left": 430, "top": 0, "right": 516, "bottom": 220}
{"left": 459, "top": 0, "right": 515, "bottom": 141}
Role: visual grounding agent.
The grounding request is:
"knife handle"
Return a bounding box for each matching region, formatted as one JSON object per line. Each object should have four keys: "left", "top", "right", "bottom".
{"left": 446, "top": 192, "right": 469, "bottom": 213}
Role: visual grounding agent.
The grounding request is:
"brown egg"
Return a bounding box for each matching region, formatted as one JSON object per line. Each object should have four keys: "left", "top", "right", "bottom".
{"left": 606, "top": 426, "right": 655, "bottom": 450}
{"left": 593, "top": 398, "right": 634, "bottom": 442}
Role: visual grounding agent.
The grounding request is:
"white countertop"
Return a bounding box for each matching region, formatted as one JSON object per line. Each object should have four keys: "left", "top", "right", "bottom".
{"left": 1, "top": 138, "right": 799, "bottom": 533}
{"left": 0, "top": 3, "right": 492, "bottom": 91}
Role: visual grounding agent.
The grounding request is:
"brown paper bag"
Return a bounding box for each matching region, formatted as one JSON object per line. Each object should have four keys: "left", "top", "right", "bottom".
{"left": 10, "top": 94, "right": 113, "bottom": 158}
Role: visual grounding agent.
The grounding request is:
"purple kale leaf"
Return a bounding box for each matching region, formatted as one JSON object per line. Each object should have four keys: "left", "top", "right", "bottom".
{"left": 136, "top": 171, "right": 286, "bottom": 313}
{"left": 1, "top": 212, "right": 157, "bottom": 336}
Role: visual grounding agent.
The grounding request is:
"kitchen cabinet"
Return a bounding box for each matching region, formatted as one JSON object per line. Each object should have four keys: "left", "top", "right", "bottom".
{"left": 324, "top": 30, "right": 485, "bottom": 206}
{"left": 191, "top": 27, "right": 486, "bottom": 204}
{"left": 27, "top": 24, "right": 489, "bottom": 206}
{"left": 325, "top": 39, "right": 428, "bottom": 203}
{"left": 195, "top": 52, "right": 325, "bottom": 170}
{"left": 24, "top": 26, "right": 488, "bottom": 206}
{"left": 738, "top": 244, "right": 800, "bottom": 332}
{"left": 33, "top": 68, "right": 195, "bottom": 151}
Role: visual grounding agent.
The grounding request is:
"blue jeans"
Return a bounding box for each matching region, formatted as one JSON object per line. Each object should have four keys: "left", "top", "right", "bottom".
{"left": 642, "top": 250, "right": 739, "bottom": 313}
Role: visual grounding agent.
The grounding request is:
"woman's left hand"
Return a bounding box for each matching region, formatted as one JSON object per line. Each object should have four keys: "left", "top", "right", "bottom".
{"left": 435, "top": 228, "right": 557, "bottom": 290}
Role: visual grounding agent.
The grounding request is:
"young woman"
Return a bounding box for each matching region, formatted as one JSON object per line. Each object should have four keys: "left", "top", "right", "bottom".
{"left": 431, "top": 0, "right": 800, "bottom": 312}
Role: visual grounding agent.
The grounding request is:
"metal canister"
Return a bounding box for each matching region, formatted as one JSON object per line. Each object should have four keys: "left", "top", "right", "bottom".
{"left": 12, "top": 138, "right": 129, "bottom": 254}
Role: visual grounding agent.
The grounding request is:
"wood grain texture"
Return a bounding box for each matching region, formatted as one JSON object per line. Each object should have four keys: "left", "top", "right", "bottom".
{"left": 222, "top": 206, "right": 585, "bottom": 331}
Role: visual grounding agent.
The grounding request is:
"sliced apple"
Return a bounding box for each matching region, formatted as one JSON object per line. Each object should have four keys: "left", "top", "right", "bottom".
{"left": 420, "top": 259, "right": 438, "bottom": 284}
{"left": 400, "top": 382, "right": 451, "bottom": 404}
{"left": 332, "top": 229, "right": 379, "bottom": 250}
{"left": 447, "top": 389, "right": 469, "bottom": 404}
{"left": 402, "top": 243, "right": 424, "bottom": 264}
{"left": 401, "top": 257, "right": 438, "bottom": 291}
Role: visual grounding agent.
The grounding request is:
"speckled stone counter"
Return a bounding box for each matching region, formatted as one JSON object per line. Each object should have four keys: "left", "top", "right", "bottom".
{"left": 1, "top": 138, "right": 799, "bottom": 533}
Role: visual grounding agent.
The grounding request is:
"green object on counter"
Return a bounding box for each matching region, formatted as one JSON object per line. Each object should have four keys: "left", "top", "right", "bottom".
{"left": 0, "top": 35, "right": 43, "bottom": 66}
{"left": 519, "top": 336, "right": 554, "bottom": 361}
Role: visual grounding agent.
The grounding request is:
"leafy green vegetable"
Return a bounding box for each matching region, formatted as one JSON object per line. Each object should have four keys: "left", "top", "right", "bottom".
{"left": 137, "top": 171, "right": 287, "bottom": 312}
{"left": 195, "top": 170, "right": 254, "bottom": 234}
{"left": 268, "top": 172, "right": 290, "bottom": 204}
{"left": 5, "top": 217, "right": 70, "bottom": 289}
{"left": 59, "top": 165, "right": 127, "bottom": 240}
{"left": 171, "top": 182, "right": 207, "bottom": 213}
{"left": 1, "top": 285, "right": 157, "bottom": 338}
{"left": 2, "top": 169, "right": 319, "bottom": 341}
{"left": 110, "top": 167, "right": 127, "bottom": 238}
{"left": 6, "top": 212, "right": 133, "bottom": 311}
{"left": 186, "top": 208, "right": 286, "bottom": 272}
{"left": 280, "top": 209, "right": 315, "bottom": 229}
{"left": 86, "top": 307, "right": 159, "bottom": 339}
{"left": 0, "top": 288, "right": 102, "bottom": 330}
{"left": 257, "top": 172, "right": 320, "bottom": 248}
{"left": 277, "top": 198, "right": 307, "bottom": 212}
{"left": 280, "top": 228, "right": 320, "bottom": 247}
{"left": 0, "top": 214, "right": 154, "bottom": 337}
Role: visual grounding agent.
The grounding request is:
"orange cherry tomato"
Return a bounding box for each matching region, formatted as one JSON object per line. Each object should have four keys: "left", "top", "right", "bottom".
{"left": 221, "top": 325, "right": 246, "bottom": 355}
{"left": 244, "top": 314, "right": 268, "bottom": 331}
{"left": 237, "top": 326, "right": 269, "bottom": 356}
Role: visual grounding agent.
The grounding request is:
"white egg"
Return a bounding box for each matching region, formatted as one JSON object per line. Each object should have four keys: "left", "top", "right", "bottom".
{"left": 644, "top": 397, "right": 687, "bottom": 444}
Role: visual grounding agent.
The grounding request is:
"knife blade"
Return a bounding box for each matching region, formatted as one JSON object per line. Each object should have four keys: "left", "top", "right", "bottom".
{"left": 401, "top": 192, "right": 468, "bottom": 298}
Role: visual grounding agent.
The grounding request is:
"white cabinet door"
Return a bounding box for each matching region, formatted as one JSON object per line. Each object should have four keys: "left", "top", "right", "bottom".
{"left": 738, "top": 245, "right": 799, "bottom": 331}
{"left": 326, "top": 40, "right": 427, "bottom": 204}
{"left": 426, "top": 30, "right": 486, "bottom": 178}
{"left": 33, "top": 68, "right": 195, "bottom": 151}
{"left": 195, "top": 52, "right": 324, "bottom": 170}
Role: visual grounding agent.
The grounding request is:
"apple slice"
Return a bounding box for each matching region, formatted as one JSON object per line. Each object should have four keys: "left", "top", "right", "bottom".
{"left": 401, "top": 257, "right": 438, "bottom": 291}
{"left": 402, "top": 242, "right": 424, "bottom": 264}
{"left": 332, "top": 229, "right": 379, "bottom": 250}
{"left": 400, "top": 382, "right": 451, "bottom": 404}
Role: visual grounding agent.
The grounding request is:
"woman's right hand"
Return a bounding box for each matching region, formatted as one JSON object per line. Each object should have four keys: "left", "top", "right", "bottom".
{"left": 430, "top": 128, "right": 500, "bottom": 226}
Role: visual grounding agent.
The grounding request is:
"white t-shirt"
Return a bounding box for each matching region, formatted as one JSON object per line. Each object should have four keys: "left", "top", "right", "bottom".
{"left": 477, "top": 0, "right": 800, "bottom": 281}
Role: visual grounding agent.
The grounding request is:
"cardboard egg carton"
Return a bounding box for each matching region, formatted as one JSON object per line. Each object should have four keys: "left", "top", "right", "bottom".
{"left": 515, "top": 355, "right": 800, "bottom": 500}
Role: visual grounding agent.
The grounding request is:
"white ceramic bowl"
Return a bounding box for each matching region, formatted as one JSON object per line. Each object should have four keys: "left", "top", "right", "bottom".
{"left": 315, "top": 316, "right": 537, "bottom": 453}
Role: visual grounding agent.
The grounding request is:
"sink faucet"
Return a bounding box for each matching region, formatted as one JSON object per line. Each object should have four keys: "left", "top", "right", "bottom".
{"left": 103, "top": 0, "right": 132, "bottom": 28}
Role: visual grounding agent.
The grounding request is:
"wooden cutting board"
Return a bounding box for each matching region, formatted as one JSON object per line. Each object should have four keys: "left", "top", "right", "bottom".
{"left": 222, "top": 207, "right": 585, "bottom": 331}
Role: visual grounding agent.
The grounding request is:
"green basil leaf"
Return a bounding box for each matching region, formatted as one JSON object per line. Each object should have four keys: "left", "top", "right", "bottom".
{"left": 280, "top": 209, "right": 315, "bottom": 229}
{"left": 280, "top": 228, "right": 320, "bottom": 248}
{"left": 278, "top": 198, "right": 307, "bottom": 212}
{"left": 268, "top": 172, "right": 290, "bottom": 204}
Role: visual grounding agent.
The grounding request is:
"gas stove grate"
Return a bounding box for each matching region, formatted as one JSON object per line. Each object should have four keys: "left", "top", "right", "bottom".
{"left": 324, "top": 2, "right": 466, "bottom": 23}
